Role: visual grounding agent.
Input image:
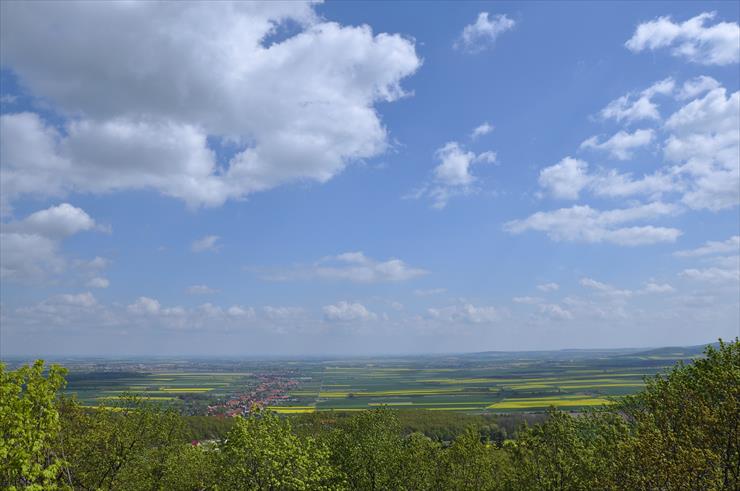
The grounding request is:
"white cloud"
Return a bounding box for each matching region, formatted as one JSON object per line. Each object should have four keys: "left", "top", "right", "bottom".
{"left": 539, "top": 303, "right": 573, "bottom": 321}
{"left": 0, "top": 232, "right": 63, "bottom": 281}
{"left": 626, "top": 12, "right": 740, "bottom": 65}
{"left": 513, "top": 296, "right": 543, "bottom": 304}
{"left": 127, "top": 296, "right": 161, "bottom": 315}
{"left": 263, "top": 306, "right": 305, "bottom": 321}
{"left": 414, "top": 288, "right": 446, "bottom": 296}
{"left": 87, "top": 277, "right": 110, "bottom": 289}
{"left": 664, "top": 87, "right": 740, "bottom": 211}
{"left": 552, "top": 84, "right": 737, "bottom": 213}
{"left": 428, "top": 303, "right": 499, "bottom": 323}
{"left": 580, "top": 277, "right": 633, "bottom": 298}
{"left": 536, "top": 282, "right": 560, "bottom": 292}
{"left": 580, "top": 129, "right": 654, "bottom": 160}
{"left": 265, "top": 251, "right": 427, "bottom": 283}
{"left": 538, "top": 157, "right": 590, "bottom": 200}
{"left": 538, "top": 156, "right": 678, "bottom": 202}
{"left": 600, "top": 78, "right": 674, "bottom": 123}
{"left": 580, "top": 278, "right": 675, "bottom": 296}
{"left": 3, "top": 203, "right": 96, "bottom": 239}
{"left": 227, "top": 305, "right": 256, "bottom": 318}
{"left": 1, "top": 203, "right": 99, "bottom": 281}
{"left": 677, "top": 75, "right": 721, "bottom": 100}
{"left": 588, "top": 169, "right": 678, "bottom": 200}
{"left": 504, "top": 202, "right": 682, "bottom": 246}
{"left": 680, "top": 267, "right": 739, "bottom": 283}
{"left": 0, "top": 2, "right": 420, "bottom": 209}
{"left": 191, "top": 235, "right": 220, "bottom": 253}
{"left": 323, "top": 301, "right": 377, "bottom": 322}
{"left": 390, "top": 301, "right": 404, "bottom": 311}
{"left": 434, "top": 142, "right": 483, "bottom": 186}
{"left": 85, "top": 257, "right": 109, "bottom": 270}
{"left": 471, "top": 122, "right": 494, "bottom": 139}
{"left": 674, "top": 236, "right": 740, "bottom": 257}
{"left": 455, "top": 12, "right": 515, "bottom": 53}
{"left": 707, "top": 255, "right": 740, "bottom": 270}
{"left": 641, "top": 282, "right": 675, "bottom": 294}
{"left": 411, "top": 142, "right": 497, "bottom": 209}
{"left": 187, "top": 284, "right": 218, "bottom": 295}
{"left": 58, "top": 292, "right": 97, "bottom": 308}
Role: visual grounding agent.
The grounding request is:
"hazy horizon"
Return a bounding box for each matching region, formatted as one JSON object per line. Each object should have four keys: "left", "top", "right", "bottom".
{"left": 1, "top": 1, "right": 738, "bottom": 357}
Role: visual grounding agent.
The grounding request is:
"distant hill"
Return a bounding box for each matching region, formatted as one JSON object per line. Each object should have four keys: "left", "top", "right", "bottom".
{"left": 618, "top": 342, "right": 720, "bottom": 360}
{"left": 462, "top": 342, "right": 719, "bottom": 363}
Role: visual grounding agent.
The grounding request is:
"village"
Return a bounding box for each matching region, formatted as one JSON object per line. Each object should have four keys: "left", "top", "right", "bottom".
{"left": 207, "top": 373, "right": 302, "bottom": 417}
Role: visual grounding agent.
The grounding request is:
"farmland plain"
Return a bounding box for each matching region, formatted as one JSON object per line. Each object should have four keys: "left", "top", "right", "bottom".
{"left": 12, "top": 344, "right": 708, "bottom": 415}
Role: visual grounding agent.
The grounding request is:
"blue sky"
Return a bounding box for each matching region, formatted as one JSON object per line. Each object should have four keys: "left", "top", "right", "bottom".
{"left": 1, "top": 1, "right": 738, "bottom": 356}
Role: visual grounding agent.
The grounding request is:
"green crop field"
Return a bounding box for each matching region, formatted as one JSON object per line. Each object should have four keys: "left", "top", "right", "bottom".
{"left": 55, "top": 345, "right": 706, "bottom": 415}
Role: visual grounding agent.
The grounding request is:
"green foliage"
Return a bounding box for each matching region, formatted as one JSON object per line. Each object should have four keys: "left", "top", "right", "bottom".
{"left": 616, "top": 338, "right": 740, "bottom": 490}
{"left": 219, "top": 410, "right": 343, "bottom": 490}
{"left": 1, "top": 360, "right": 68, "bottom": 490}
{"left": 58, "top": 395, "right": 190, "bottom": 490}
{"left": 507, "top": 409, "right": 624, "bottom": 490}
{"left": 397, "top": 432, "right": 440, "bottom": 491}
{"left": 326, "top": 408, "right": 404, "bottom": 490}
{"left": 438, "top": 427, "right": 507, "bottom": 491}
{"left": 183, "top": 415, "right": 235, "bottom": 441}
{"left": 0, "top": 339, "right": 737, "bottom": 490}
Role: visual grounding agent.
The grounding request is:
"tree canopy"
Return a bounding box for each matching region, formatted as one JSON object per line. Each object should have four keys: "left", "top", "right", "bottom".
{"left": 1, "top": 339, "right": 737, "bottom": 490}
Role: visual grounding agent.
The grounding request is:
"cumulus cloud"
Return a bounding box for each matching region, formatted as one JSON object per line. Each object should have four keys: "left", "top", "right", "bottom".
{"left": 677, "top": 75, "right": 721, "bottom": 100}
{"left": 537, "top": 282, "right": 560, "bottom": 292}
{"left": 9, "top": 292, "right": 268, "bottom": 334}
{"left": 626, "top": 12, "right": 740, "bottom": 65}
{"left": 580, "top": 277, "right": 675, "bottom": 297}
{"left": 538, "top": 157, "right": 591, "bottom": 200}
{"left": 410, "top": 142, "right": 497, "bottom": 209}
{"left": 267, "top": 251, "right": 427, "bottom": 283}
{"left": 539, "top": 80, "right": 737, "bottom": 211}
{"left": 3, "top": 203, "right": 97, "bottom": 239}
{"left": 663, "top": 87, "right": 740, "bottom": 211}
{"left": 187, "top": 284, "right": 218, "bottom": 295}
{"left": 471, "top": 122, "right": 494, "bottom": 139}
{"left": 680, "top": 267, "right": 739, "bottom": 283}
{"left": 588, "top": 169, "right": 678, "bottom": 200}
{"left": 191, "top": 235, "right": 220, "bottom": 253}
{"left": 580, "top": 129, "right": 654, "bottom": 160}
{"left": 414, "top": 288, "right": 447, "bottom": 296}
{"left": 1, "top": 203, "right": 99, "bottom": 281}
{"left": 126, "top": 296, "right": 261, "bottom": 328}
{"left": 600, "top": 78, "right": 674, "bottom": 123}
{"left": 428, "top": 303, "right": 499, "bottom": 323}
{"left": 580, "top": 278, "right": 633, "bottom": 298}
{"left": 674, "top": 236, "right": 740, "bottom": 257}
{"left": 642, "top": 282, "right": 675, "bottom": 294}
{"left": 0, "top": 2, "right": 420, "bottom": 209}
{"left": 87, "top": 277, "right": 110, "bottom": 289}
{"left": 538, "top": 156, "right": 677, "bottom": 202}
{"left": 323, "top": 301, "right": 377, "bottom": 322}
{"left": 515, "top": 80, "right": 738, "bottom": 248}
{"left": 58, "top": 292, "right": 98, "bottom": 308}
{"left": 263, "top": 306, "right": 305, "bottom": 321}
{"left": 504, "top": 202, "right": 682, "bottom": 246}
{"left": 455, "top": 12, "right": 515, "bottom": 53}
{"left": 128, "top": 296, "right": 161, "bottom": 315}
{"left": 434, "top": 142, "right": 495, "bottom": 186}
{"left": 513, "top": 296, "right": 543, "bottom": 304}
{"left": 539, "top": 303, "right": 574, "bottom": 321}
{"left": 227, "top": 305, "right": 256, "bottom": 318}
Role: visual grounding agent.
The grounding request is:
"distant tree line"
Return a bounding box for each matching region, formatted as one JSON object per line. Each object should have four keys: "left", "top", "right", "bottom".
{"left": 1, "top": 340, "right": 737, "bottom": 490}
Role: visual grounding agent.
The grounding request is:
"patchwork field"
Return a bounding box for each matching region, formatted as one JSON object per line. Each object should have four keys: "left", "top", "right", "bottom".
{"left": 54, "top": 345, "right": 706, "bottom": 414}
{"left": 66, "top": 371, "right": 253, "bottom": 409}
